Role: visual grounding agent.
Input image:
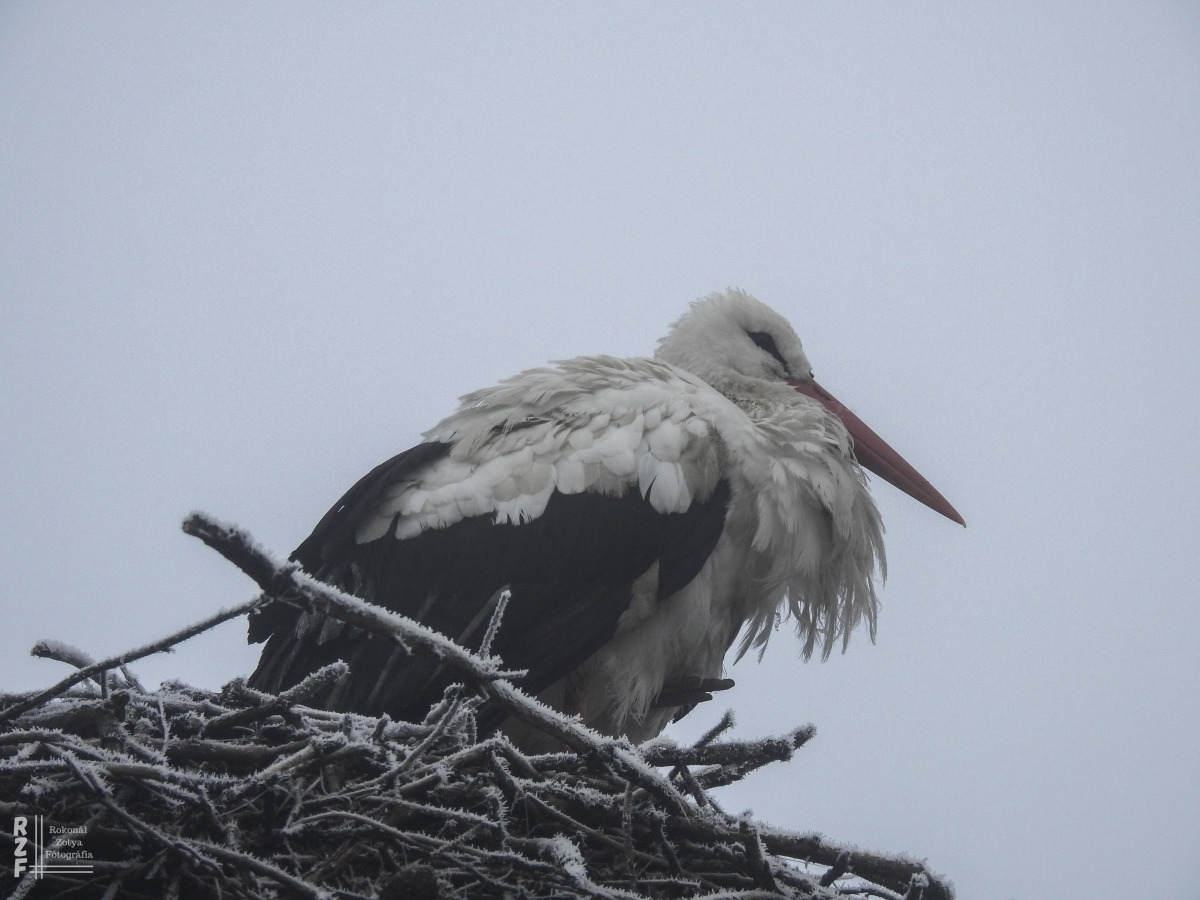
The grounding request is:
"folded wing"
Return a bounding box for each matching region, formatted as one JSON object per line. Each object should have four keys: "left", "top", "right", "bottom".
{"left": 248, "top": 358, "right": 734, "bottom": 725}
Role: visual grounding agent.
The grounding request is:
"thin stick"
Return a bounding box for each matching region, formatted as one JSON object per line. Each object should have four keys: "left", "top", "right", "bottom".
{"left": 694, "top": 709, "right": 735, "bottom": 748}
{"left": 622, "top": 781, "right": 637, "bottom": 889}
{"left": 0, "top": 597, "right": 263, "bottom": 725}
{"left": 396, "top": 690, "right": 464, "bottom": 775}
{"left": 478, "top": 589, "right": 511, "bottom": 659}
{"left": 642, "top": 725, "right": 815, "bottom": 768}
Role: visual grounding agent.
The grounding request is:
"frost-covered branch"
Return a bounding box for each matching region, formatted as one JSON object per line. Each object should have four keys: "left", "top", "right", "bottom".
{"left": 0, "top": 596, "right": 262, "bottom": 725}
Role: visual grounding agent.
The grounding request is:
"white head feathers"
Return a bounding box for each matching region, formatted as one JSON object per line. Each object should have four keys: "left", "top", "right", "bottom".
{"left": 655, "top": 288, "right": 813, "bottom": 385}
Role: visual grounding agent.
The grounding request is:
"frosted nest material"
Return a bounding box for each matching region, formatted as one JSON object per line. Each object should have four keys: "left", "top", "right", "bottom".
{"left": 0, "top": 513, "right": 952, "bottom": 900}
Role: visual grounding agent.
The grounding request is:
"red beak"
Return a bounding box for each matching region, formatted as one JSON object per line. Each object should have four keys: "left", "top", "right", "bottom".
{"left": 789, "top": 378, "right": 965, "bottom": 526}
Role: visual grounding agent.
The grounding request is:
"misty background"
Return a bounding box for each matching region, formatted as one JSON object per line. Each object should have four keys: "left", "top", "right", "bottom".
{"left": 2, "top": 4, "right": 1197, "bottom": 899}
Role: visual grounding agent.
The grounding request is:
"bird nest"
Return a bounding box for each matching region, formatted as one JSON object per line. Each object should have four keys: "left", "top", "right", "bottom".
{"left": 0, "top": 513, "right": 953, "bottom": 900}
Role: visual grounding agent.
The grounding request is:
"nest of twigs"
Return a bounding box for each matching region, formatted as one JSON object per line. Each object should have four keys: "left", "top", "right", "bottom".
{"left": 0, "top": 513, "right": 952, "bottom": 900}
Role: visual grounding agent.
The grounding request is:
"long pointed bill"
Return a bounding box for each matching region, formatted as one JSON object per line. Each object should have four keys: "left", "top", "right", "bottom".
{"left": 789, "top": 378, "right": 965, "bottom": 526}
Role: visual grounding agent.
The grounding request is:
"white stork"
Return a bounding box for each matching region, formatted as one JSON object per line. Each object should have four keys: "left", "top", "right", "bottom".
{"left": 249, "top": 289, "right": 962, "bottom": 744}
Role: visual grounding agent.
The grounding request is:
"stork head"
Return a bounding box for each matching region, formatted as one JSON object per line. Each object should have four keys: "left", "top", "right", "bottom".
{"left": 655, "top": 288, "right": 813, "bottom": 385}
{"left": 657, "top": 289, "right": 964, "bottom": 527}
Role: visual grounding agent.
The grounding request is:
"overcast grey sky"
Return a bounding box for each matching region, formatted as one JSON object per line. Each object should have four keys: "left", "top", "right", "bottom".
{"left": 2, "top": 4, "right": 1198, "bottom": 899}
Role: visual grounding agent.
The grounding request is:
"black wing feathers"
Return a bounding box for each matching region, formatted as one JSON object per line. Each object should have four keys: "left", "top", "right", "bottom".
{"left": 247, "top": 442, "right": 451, "bottom": 645}
{"left": 249, "top": 440, "right": 731, "bottom": 727}
{"left": 294, "top": 441, "right": 452, "bottom": 573}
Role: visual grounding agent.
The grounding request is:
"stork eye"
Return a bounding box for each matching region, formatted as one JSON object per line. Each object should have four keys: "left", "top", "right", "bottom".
{"left": 746, "top": 331, "right": 789, "bottom": 371}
